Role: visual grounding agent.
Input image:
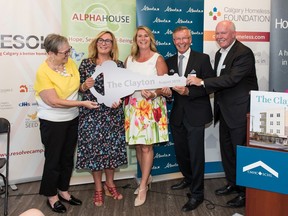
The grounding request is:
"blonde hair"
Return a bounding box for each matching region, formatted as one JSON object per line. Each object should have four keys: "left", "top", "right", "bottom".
{"left": 88, "top": 31, "right": 119, "bottom": 62}
{"left": 130, "top": 26, "right": 157, "bottom": 61}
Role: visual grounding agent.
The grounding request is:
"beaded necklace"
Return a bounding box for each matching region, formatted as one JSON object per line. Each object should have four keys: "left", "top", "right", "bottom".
{"left": 47, "top": 57, "right": 72, "bottom": 77}
{"left": 54, "top": 66, "right": 72, "bottom": 77}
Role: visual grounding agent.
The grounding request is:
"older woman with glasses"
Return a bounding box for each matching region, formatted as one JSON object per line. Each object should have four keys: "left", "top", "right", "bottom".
{"left": 76, "top": 31, "right": 127, "bottom": 207}
{"left": 34, "top": 34, "right": 98, "bottom": 213}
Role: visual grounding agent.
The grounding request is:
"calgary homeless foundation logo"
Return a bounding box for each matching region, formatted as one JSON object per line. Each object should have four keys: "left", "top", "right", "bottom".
{"left": 209, "top": 7, "right": 222, "bottom": 21}
{"left": 243, "top": 160, "right": 278, "bottom": 179}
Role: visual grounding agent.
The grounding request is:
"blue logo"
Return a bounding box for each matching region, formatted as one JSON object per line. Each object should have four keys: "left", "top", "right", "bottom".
{"left": 237, "top": 146, "right": 288, "bottom": 194}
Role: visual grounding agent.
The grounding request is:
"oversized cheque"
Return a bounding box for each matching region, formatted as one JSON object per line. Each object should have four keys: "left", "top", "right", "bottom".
{"left": 90, "top": 60, "right": 186, "bottom": 107}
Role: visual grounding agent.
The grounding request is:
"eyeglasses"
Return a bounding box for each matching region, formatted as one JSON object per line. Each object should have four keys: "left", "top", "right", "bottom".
{"left": 173, "top": 37, "right": 191, "bottom": 42}
{"left": 97, "top": 38, "right": 113, "bottom": 45}
{"left": 57, "top": 46, "right": 72, "bottom": 56}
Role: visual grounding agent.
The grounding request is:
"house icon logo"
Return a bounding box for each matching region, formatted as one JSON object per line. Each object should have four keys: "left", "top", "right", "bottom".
{"left": 243, "top": 161, "right": 278, "bottom": 178}
{"left": 237, "top": 146, "right": 288, "bottom": 194}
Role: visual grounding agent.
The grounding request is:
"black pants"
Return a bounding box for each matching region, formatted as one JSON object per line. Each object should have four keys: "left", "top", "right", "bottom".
{"left": 171, "top": 118, "right": 205, "bottom": 200}
{"left": 39, "top": 117, "right": 78, "bottom": 196}
{"left": 219, "top": 113, "right": 246, "bottom": 193}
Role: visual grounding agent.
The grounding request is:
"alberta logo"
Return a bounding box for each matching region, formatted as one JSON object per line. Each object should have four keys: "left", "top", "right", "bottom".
{"left": 243, "top": 160, "right": 278, "bottom": 178}
{"left": 208, "top": 7, "right": 221, "bottom": 20}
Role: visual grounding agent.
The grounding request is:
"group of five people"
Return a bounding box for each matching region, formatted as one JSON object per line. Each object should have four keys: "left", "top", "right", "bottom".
{"left": 33, "top": 20, "right": 258, "bottom": 214}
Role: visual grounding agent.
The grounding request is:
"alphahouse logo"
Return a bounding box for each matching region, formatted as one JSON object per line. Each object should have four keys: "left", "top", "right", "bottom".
{"left": 242, "top": 160, "right": 278, "bottom": 179}
{"left": 71, "top": 3, "right": 131, "bottom": 31}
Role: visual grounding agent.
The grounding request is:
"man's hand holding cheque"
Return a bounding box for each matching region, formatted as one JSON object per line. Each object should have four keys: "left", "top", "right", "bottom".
{"left": 186, "top": 76, "right": 203, "bottom": 86}
{"left": 172, "top": 86, "right": 189, "bottom": 96}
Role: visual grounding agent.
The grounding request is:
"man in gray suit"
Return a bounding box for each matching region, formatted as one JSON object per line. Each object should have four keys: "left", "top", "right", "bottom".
{"left": 187, "top": 20, "right": 258, "bottom": 208}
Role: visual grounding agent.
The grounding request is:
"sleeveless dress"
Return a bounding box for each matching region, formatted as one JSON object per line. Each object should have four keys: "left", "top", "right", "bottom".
{"left": 124, "top": 53, "right": 169, "bottom": 145}
{"left": 76, "top": 58, "right": 127, "bottom": 171}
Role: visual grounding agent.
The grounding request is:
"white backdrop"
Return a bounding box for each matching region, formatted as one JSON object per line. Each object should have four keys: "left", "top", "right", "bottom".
{"left": 0, "top": 0, "right": 61, "bottom": 184}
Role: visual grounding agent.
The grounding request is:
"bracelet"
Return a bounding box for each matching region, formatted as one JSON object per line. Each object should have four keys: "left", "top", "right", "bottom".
{"left": 81, "top": 83, "right": 88, "bottom": 92}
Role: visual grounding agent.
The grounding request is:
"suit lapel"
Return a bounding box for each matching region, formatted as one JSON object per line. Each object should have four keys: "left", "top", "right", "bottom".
{"left": 222, "top": 40, "right": 239, "bottom": 68}
{"left": 214, "top": 51, "right": 221, "bottom": 69}
{"left": 216, "top": 40, "right": 239, "bottom": 76}
{"left": 185, "top": 52, "right": 195, "bottom": 77}
{"left": 168, "top": 55, "right": 179, "bottom": 75}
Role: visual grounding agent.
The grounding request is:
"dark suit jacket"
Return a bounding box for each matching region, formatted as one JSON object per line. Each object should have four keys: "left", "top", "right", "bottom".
{"left": 166, "top": 50, "right": 215, "bottom": 127}
{"left": 204, "top": 40, "right": 259, "bottom": 128}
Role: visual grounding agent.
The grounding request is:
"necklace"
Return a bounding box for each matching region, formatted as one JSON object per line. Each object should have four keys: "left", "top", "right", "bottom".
{"left": 46, "top": 59, "right": 72, "bottom": 77}
{"left": 55, "top": 66, "right": 72, "bottom": 77}
{"left": 53, "top": 64, "right": 72, "bottom": 77}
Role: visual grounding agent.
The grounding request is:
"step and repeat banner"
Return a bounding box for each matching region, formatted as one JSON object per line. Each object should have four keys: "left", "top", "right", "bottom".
{"left": 0, "top": 0, "right": 271, "bottom": 185}
{"left": 60, "top": 0, "right": 137, "bottom": 184}
{"left": 269, "top": 0, "right": 288, "bottom": 92}
{"left": 204, "top": 0, "right": 270, "bottom": 91}
{"left": 202, "top": 0, "right": 271, "bottom": 180}
{"left": 136, "top": 0, "right": 224, "bottom": 178}
{"left": 0, "top": 0, "right": 61, "bottom": 184}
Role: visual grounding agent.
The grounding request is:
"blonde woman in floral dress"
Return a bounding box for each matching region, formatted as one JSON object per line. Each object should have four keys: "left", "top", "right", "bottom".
{"left": 124, "top": 26, "right": 171, "bottom": 207}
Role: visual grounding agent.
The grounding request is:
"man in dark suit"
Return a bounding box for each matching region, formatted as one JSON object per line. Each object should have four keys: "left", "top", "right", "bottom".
{"left": 187, "top": 20, "right": 259, "bottom": 208}
{"left": 166, "top": 26, "right": 215, "bottom": 212}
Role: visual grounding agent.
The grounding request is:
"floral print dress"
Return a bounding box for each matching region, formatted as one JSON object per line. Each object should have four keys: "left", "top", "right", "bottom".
{"left": 124, "top": 53, "right": 169, "bottom": 145}
{"left": 76, "top": 58, "right": 127, "bottom": 171}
